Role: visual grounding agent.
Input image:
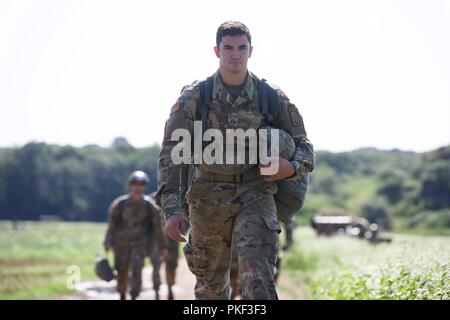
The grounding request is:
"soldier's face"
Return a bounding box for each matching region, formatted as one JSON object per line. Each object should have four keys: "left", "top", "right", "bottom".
{"left": 215, "top": 35, "right": 252, "bottom": 74}
{"left": 129, "top": 182, "right": 146, "bottom": 194}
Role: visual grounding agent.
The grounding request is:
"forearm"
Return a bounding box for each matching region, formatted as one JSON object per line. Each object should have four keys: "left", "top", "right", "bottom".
{"left": 104, "top": 221, "right": 115, "bottom": 245}
{"left": 288, "top": 137, "right": 315, "bottom": 179}
{"left": 153, "top": 219, "right": 167, "bottom": 249}
{"left": 104, "top": 202, "right": 120, "bottom": 245}
{"left": 148, "top": 205, "right": 166, "bottom": 249}
{"left": 158, "top": 143, "right": 184, "bottom": 220}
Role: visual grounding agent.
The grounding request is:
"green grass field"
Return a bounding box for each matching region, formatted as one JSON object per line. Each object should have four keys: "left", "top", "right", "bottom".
{"left": 283, "top": 228, "right": 450, "bottom": 299}
{"left": 0, "top": 221, "right": 105, "bottom": 299}
{"left": 0, "top": 221, "right": 449, "bottom": 299}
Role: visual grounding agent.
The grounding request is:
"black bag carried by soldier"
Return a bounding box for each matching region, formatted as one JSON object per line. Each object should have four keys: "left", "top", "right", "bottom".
{"left": 95, "top": 256, "right": 116, "bottom": 282}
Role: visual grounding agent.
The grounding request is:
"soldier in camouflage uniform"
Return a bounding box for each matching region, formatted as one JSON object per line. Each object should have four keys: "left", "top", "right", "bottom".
{"left": 146, "top": 231, "right": 162, "bottom": 300}
{"left": 149, "top": 191, "right": 180, "bottom": 300}
{"left": 163, "top": 235, "right": 179, "bottom": 300}
{"left": 275, "top": 221, "right": 295, "bottom": 282}
{"left": 157, "top": 21, "right": 314, "bottom": 300}
{"left": 147, "top": 228, "right": 179, "bottom": 300}
{"left": 104, "top": 171, "right": 166, "bottom": 300}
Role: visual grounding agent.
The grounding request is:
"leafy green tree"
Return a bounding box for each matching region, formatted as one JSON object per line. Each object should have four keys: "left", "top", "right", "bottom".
{"left": 360, "top": 197, "right": 392, "bottom": 229}
{"left": 377, "top": 171, "right": 406, "bottom": 204}
{"left": 419, "top": 158, "right": 450, "bottom": 210}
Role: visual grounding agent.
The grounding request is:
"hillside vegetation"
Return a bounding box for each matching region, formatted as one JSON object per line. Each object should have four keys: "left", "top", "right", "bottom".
{"left": 0, "top": 139, "right": 448, "bottom": 233}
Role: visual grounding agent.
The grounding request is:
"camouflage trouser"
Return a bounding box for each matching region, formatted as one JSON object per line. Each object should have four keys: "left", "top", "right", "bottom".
{"left": 230, "top": 221, "right": 295, "bottom": 296}
{"left": 148, "top": 235, "right": 179, "bottom": 288}
{"left": 165, "top": 237, "right": 179, "bottom": 286}
{"left": 147, "top": 238, "right": 162, "bottom": 291}
{"left": 184, "top": 178, "right": 280, "bottom": 300}
{"left": 113, "top": 239, "right": 146, "bottom": 297}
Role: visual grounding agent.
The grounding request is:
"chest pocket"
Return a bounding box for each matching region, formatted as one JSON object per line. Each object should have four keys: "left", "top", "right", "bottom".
{"left": 236, "top": 108, "right": 264, "bottom": 131}
{"left": 121, "top": 205, "right": 148, "bottom": 227}
{"left": 207, "top": 100, "right": 264, "bottom": 132}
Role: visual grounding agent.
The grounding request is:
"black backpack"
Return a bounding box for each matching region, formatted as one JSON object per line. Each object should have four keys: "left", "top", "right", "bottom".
{"left": 186, "top": 76, "right": 309, "bottom": 223}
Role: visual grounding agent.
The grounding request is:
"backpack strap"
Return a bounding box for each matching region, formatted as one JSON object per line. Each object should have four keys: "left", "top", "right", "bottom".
{"left": 258, "top": 78, "right": 280, "bottom": 126}
{"left": 196, "top": 76, "right": 214, "bottom": 127}
{"left": 259, "top": 78, "right": 270, "bottom": 120}
{"left": 196, "top": 75, "right": 279, "bottom": 127}
{"left": 193, "top": 76, "right": 214, "bottom": 158}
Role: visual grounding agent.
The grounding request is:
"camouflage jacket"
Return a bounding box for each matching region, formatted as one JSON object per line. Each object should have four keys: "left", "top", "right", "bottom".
{"left": 104, "top": 194, "right": 166, "bottom": 248}
{"left": 157, "top": 70, "right": 315, "bottom": 219}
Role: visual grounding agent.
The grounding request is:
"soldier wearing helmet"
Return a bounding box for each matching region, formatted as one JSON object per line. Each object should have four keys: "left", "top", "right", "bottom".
{"left": 104, "top": 171, "right": 167, "bottom": 300}
{"left": 147, "top": 190, "right": 180, "bottom": 300}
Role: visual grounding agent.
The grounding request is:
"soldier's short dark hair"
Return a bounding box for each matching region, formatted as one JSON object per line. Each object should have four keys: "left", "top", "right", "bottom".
{"left": 216, "top": 21, "right": 252, "bottom": 47}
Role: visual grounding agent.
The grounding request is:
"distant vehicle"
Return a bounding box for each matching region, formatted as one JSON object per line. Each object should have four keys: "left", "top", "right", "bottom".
{"left": 310, "top": 213, "right": 392, "bottom": 244}
{"left": 39, "top": 215, "right": 62, "bottom": 222}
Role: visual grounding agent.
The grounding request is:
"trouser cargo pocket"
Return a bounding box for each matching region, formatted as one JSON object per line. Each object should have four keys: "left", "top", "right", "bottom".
{"left": 262, "top": 215, "right": 282, "bottom": 233}
{"left": 183, "top": 240, "right": 209, "bottom": 279}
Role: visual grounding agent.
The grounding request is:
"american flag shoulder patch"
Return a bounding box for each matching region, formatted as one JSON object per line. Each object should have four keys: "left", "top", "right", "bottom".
{"left": 170, "top": 101, "right": 180, "bottom": 115}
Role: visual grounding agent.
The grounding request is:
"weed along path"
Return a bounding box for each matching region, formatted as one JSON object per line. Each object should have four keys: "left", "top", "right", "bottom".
{"left": 62, "top": 259, "right": 302, "bottom": 300}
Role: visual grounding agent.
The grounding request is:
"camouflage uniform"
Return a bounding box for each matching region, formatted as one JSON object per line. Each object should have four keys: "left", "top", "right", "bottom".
{"left": 104, "top": 194, "right": 166, "bottom": 298}
{"left": 148, "top": 193, "right": 180, "bottom": 297}
{"left": 158, "top": 70, "right": 314, "bottom": 300}
{"left": 164, "top": 237, "right": 179, "bottom": 287}
{"left": 229, "top": 221, "right": 295, "bottom": 299}
{"left": 147, "top": 234, "right": 179, "bottom": 293}
{"left": 147, "top": 232, "right": 162, "bottom": 292}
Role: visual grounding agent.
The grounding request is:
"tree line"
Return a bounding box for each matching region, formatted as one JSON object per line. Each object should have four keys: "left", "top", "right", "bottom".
{"left": 0, "top": 138, "right": 448, "bottom": 232}
{"left": 0, "top": 138, "right": 159, "bottom": 221}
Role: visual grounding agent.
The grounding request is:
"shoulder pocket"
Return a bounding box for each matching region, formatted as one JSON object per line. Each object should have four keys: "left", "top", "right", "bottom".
{"left": 288, "top": 106, "right": 304, "bottom": 128}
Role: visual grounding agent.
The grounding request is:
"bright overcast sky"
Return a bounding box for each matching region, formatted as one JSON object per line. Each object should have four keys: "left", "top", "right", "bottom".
{"left": 1, "top": 0, "right": 449, "bottom": 152}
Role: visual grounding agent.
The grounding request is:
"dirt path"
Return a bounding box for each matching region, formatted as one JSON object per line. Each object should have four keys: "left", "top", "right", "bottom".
{"left": 63, "top": 259, "right": 304, "bottom": 300}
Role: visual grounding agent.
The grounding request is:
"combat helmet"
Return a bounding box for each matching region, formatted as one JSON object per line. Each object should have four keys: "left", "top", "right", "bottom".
{"left": 95, "top": 256, "right": 116, "bottom": 282}
{"left": 259, "top": 125, "right": 309, "bottom": 223}
{"left": 259, "top": 126, "right": 296, "bottom": 160}
{"left": 128, "top": 170, "right": 150, "bottom": 184}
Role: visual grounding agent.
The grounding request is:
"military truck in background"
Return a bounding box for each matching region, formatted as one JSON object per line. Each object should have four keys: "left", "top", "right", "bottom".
{"left": 310, "top": 212, "right": 392, "bottom": 244}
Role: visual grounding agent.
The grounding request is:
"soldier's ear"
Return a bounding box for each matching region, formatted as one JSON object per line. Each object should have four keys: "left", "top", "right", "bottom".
{"left": 249, "top": 45, "right": 253, "bottom": 58}
{"left": 214, "top": 46, "right": 220, "bottom": 58}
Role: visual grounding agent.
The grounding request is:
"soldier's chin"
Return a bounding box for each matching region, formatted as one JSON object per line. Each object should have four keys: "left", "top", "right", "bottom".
{"left": 228, "top": 66, "right": 244, "bottom": 74}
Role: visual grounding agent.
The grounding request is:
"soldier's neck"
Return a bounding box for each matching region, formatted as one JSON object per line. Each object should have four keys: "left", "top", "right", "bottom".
{"left": 130, "top": 193, "right": 143, "bottom": 201}
{"left": 219, "top": 68, "right": 247, "bottom": 86}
